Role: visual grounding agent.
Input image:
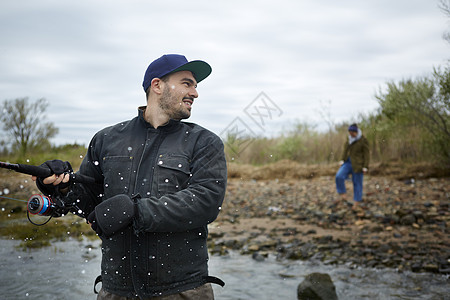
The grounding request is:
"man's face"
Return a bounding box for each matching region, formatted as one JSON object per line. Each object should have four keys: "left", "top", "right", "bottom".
{"left": 349, "top": 130, "right": 358, "bottom": 138}
{"left": 158, "top": 71, "right": 199, "bottom": 120}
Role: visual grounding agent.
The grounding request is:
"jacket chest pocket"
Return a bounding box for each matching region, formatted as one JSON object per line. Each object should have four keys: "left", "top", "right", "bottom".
{"left": 102, "top": 156, "right": 133, "bottom": 198}
{"left": 350, "top": 142, "right": 362, "bottom": 156}
{"left": 156, "top": 154, "right": 191, "bottom": 196}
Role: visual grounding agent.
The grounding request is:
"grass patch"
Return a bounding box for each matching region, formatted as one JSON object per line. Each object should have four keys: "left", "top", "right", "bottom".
{"left": 0, "top": 212, "right": 97, "bottom": 250}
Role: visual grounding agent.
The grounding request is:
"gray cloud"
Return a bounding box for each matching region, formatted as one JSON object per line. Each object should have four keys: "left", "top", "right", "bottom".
{"left": 0, "top": 0, "right": 448, "bottom": 146}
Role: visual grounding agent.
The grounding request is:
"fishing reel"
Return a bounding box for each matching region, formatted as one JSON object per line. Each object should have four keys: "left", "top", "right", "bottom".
{"left": 26, "top": 194, "right": 73, "bottom": 225}
{"left": 0, "top": 160, "right": 97, "bottom": 225}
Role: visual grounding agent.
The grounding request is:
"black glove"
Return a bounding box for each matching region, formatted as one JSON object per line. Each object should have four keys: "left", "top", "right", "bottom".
{"left": 86, "top": 194, "right": 135, "bottom": 237}
{"left": 87, "top": 210, "right": 103, "bottom": 236}
{"left": 36, "top": 160, "right": 73, "bottom": 196}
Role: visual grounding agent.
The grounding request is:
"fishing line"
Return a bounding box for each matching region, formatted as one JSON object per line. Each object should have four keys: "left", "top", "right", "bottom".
{"left": 0, "top": 195, "right": 28, "bottom": 203}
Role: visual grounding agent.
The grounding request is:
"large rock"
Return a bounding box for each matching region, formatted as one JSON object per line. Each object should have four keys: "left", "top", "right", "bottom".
{"left": 297, "top": 273, "right": 338, "bottom": 300}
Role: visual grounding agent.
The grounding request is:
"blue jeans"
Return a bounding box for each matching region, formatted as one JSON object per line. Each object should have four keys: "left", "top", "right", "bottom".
{"left": 335, "top": 159, "right": 364, "bottom": 201}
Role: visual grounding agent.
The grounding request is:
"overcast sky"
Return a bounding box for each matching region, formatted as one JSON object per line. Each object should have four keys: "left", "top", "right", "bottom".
{"left": 1, "top": 0, "right": 449, "bottom": 146}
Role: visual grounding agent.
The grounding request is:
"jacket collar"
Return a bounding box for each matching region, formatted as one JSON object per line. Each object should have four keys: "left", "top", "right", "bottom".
{"left": 138, "top": 106, "right": 181, "bottom": 132}
{"left": 348, "top": 128, "right": 362, "bottom": 144}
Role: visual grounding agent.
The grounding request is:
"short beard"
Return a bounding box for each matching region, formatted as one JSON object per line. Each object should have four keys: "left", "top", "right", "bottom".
{"left": 159, "top": 85, "right": 190, "bottom": 120}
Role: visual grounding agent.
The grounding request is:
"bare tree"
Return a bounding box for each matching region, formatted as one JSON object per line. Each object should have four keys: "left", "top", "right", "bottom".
{"left": 0, "top": 97, "right": 58, "bottom": 156}
{"left": 439, "top": 0, "right": 450, "bottom": 43}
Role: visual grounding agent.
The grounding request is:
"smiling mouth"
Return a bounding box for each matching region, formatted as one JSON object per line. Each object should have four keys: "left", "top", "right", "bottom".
{"left": 182, "top": 98, "right": 193, "bottom": 107}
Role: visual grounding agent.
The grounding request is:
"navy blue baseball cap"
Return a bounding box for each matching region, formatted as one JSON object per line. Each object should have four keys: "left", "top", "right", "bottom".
{"left": 348, "top": 124, "right": 358, "bottom": 132}
{"left": 142, "top": 54, "right": 212, "bottom": 92}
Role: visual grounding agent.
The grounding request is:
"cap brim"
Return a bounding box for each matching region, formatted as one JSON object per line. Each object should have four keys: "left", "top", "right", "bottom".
{"left": 170, "top": 60, "right": 212, "bottom": 83}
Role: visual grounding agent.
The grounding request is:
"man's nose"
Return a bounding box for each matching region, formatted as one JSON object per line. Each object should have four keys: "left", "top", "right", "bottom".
{"left": 189, "top": 87, "right": 198, "bottom": 98}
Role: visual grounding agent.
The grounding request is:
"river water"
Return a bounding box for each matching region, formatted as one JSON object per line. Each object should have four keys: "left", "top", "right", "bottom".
{"left": 0, "top": 238, "right": 448, "bottom": 300}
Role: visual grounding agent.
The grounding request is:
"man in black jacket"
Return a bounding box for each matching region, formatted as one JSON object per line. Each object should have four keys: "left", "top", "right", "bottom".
{"left": 32, "top": 54, "right": 227, "bottom": 299}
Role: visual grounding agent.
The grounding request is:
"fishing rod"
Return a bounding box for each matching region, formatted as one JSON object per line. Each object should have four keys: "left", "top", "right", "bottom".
{"left": 0, "top": 161, "right": 96, "bottom": 184}
{"left": 0, "top": 161, "right": 97, "bottom": 225}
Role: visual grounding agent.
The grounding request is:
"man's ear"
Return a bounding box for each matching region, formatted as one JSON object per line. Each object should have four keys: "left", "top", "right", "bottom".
{"left": 150, "top": 78, "right": 164, "bottom": 95}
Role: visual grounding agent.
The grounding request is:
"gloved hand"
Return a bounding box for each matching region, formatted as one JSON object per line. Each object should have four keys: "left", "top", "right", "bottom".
{"left": 86, "top": 194, "right": 136, "bottom": 237}
{"left": 36, "top": 160, "right": 73, "bottom": 195}
{"left": 339, "top": 160, "right": 344, "bottom": 166}
{"left": 87, "top": 210, "right": 103, "bottom": 236}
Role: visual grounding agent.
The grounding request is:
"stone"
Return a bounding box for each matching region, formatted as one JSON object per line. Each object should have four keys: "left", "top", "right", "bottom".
{"left": 248, "top": 244, "right": 260, "bottom": 251}
{"left": 297, "top": 273, "right": 338, "bottom": 300}
{"left": 423, "top": 264, "right": 439, "bottom": 273}
{"left": 252, "top": 252, "right": 265, "bottom": 262}
{"left": 400, "top": 214, "right": 416, "bottom": 225}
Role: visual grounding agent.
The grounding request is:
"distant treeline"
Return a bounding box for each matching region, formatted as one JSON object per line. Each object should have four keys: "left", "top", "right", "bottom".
{"left": 224, "top": 65, "right": 450, "bottom": 166}
{"left": 0, "top": 143, "right": 87, "bottom": 170}
{"left": 1, "top": 64, "right": 449, "bottom": 168}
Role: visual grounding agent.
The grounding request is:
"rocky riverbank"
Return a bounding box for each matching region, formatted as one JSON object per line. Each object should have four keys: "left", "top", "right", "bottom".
{"left": 1, "top": 163, "right": 449, "bottom": 275}
{"left": 209, "top": 173, "right": 449, "bottom": 275}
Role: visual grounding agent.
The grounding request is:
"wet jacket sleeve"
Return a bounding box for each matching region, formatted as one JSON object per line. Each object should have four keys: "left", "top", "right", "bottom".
{"left": 340, "top": 140, "right": 349, "bottom": 162}
{"left": 133, "top": 134, "right": 227, "bottom": 233}
{"left": 362, "top": 137, "right": 370, "bottom": 169}
{"left": 64, "top": 133, "right": 104, "bottom": 218}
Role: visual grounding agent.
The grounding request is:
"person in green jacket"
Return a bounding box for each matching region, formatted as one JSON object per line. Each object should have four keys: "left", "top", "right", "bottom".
{"left": 335, "top": 123, "right": 370, "bottom": 207}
